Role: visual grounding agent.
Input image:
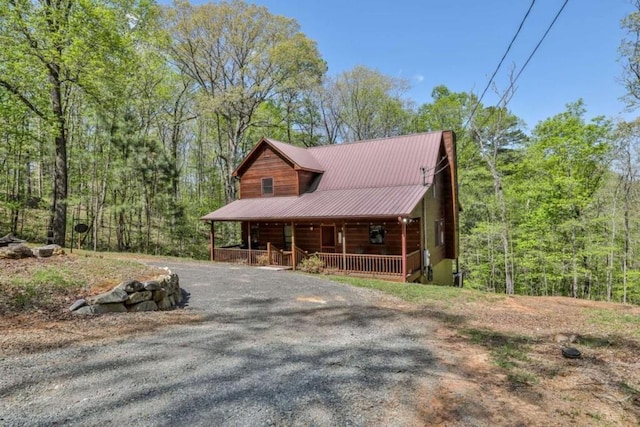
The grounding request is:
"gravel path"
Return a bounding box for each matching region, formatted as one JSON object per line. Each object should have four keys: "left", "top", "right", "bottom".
{"left": 0, "top": 262, "right": 447, "bottom": 426}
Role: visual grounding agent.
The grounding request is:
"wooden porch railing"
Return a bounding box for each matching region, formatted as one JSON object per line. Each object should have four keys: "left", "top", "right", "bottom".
{"left": 214, "top": 246, "right": 422, "bottom": 281}
{"left": 294, "top": 246, "right": 309, "bottom": 266}
{"left": 406, "top": 250, "right": 421, "bottom": 275}
{"left": 315, "top": 252, "right": 403, "bottom": 276}
{"left": 214, "top": 248, "right": 268, "bottom": 264}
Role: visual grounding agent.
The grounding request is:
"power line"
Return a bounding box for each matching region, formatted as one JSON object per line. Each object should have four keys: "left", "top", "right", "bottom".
{"left": 472, "top": 0, "right": 570, "bottom": 131}
{"left": 463, "top": 0, "right": 536, "bottom": 130}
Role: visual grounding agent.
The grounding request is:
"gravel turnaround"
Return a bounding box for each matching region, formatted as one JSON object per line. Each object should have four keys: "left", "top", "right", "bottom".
{"left": 0, "top": 262, "right": 448, "bottom": 426}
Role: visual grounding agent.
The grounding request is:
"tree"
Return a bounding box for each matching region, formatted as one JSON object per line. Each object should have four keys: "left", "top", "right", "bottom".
{"left": 329, "top": 66, "right": 411, "bottom": 141}
{"left": 166, "top": 0, "right": 326, "bottom": 203}
{"left": 520, "top": 101, "right": 612, "bottom": 297}
{"left": 0, "top": 0, "right": 147, "bottom": 245}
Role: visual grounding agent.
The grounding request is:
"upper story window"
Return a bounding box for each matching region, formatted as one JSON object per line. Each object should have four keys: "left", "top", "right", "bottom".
{"left": 261, "top": 177, "right": 273, "bottom": 196}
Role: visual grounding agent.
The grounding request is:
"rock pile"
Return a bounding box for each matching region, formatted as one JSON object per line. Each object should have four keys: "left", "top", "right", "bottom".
{"left": 70, "top": 270, "right": 182, "bottom": 315}
{"left": 0, "top": 243, "right": 64, "bottom": 259}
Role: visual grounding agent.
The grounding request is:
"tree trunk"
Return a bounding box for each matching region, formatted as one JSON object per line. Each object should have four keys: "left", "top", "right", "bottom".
{"left": 49, "top": 66, "right": 68, "bottom": 246}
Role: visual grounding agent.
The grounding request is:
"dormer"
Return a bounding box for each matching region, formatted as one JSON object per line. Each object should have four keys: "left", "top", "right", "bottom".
{"left": 233, "top": 138, "right": 324, "bottom": 199}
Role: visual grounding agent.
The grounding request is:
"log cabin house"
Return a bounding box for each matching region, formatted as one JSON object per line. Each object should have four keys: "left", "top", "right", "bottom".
{"left": 201, "top": 131, "right": 460, "bottom": 284}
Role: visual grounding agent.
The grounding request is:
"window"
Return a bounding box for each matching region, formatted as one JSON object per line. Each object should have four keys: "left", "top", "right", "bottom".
{"left": 435, "top": 219, "right": 445, "bottom": 246}
{"left": 369, "top": 225, "right": 385, "bottom": 244}
{"left": 261, "top": 177, "right": 273, "bottom": 196}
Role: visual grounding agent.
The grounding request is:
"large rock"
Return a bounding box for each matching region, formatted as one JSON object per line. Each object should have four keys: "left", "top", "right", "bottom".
{"left": 152, "top": 289, "right": 167, "bottom": 302}
{"left": 72, "top": 305, "right": 96, "bottom": 315}
{"left": 128, "top": 300, "right": 158, "bottom": 312}
{"left": 142, "top": 280, "right": 161, "bottom": 291}
{"left": 32, "top": 246, "right": 54, "bottom": 258}
{"left": 116, "top": 279, "right": 144, "bottom": 293}
{"left": 157, "top": 296, "right": 173, "bottom": 310}
{"left": 87, "top": 288, "right": 128, "bottom": 305}
{"left": 92, "top": 303, "right": 128, "bottom": 314}
{"left": 125, "top": 291, "right": 152, "bottom": 305}
{"left": 41, "top": 244, "right": 65, "bottom": 256}
{"left": 0, "top": 233, "right": 25, "bottom": 247}
{"left": 0, "top": 244, "right": 34, "bottom": 259}
{"left": 69, "top": 299, "right": 87, "bottom": 312}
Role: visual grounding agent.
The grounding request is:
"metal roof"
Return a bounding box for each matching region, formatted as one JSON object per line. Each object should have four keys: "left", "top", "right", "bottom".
{"left": 309, "top": 132, "right": 443, "bottom": 190}
{"left": 201, "top": 185, "right": 428, "bottom": 221}
{"left": 203, "top": 131, "right": 447, "bottom": 222}
{"left": 265, "top": 138, "right": 324, "bottom": 172}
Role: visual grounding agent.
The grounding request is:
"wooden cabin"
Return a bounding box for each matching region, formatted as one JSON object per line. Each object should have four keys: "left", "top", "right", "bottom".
{"left": 201, "top": 131, "right": 460, "bottom": 284}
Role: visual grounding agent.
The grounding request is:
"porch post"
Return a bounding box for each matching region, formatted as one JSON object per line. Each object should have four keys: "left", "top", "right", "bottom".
{"left": 247, "top": 221, "right": 252, "bottom": 265}
{"left": 401, "top": 218, "right": 407, "bottom": 282}
{"left": 291, "top": 221, "right": 296, "bottom": 270}
{"left": 342, "top": 222, "right": 346, "bottom": 269}
{"left": 210, "top": 221, "right": 215, "bottom": 261}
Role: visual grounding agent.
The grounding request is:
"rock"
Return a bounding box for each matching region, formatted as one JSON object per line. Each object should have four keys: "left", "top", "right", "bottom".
{"left": 72, "top": 305, "right": 96, "bottom": 315}
{"left": 142, "top": 280, "right": 161, "bottom": 291}
{"left": 152, "top": 289, "right": 167, "bottom": 302}
{"left": 69, "top": 299, "right": 87, "bottom": 312}
{"left": 87, "top": 288, "right": 128, "bottom": 305}
{"left": 125, "top": 291, "right": 152, "bottom": 305}
{"left": 0, "top": 244, "right": 34, "bottom": 259}
{"left": 174, "top": 289, "right": 183, "bottom": 305}
{"left": 41, "top": 244, "right": 65, "bottom": 256}
{"left": 116, "top": 279, "right": 144, "bottom": 293}
{"left": 92, "top": 303, "right": 128, "bottom": 314}
{"left": 0, "top": 233, "right": 26, "bottom": 247}
{"left": 554, "top": 333, "right": 577, "bottom": 344}
{"left": 157, "top": 296, "right": 173, "bottom": 310}
{"left": 32, "top": 246, "right": 54, "bottom": 258}
{"left": 128, "top": 300, "right": 158, "bottom": 312}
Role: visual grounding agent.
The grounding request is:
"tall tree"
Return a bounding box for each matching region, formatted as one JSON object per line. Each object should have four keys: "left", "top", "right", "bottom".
{"left": 0, "top": 0, "right": 147, "bottom": 245}
{"left": 519, "top": 101, "right": 612, "bottom": 297}
{"left": 166, "top": 0, "right": 325, "bottom": 203}
{"left": 330, "top": 66, "right": 411, "bottom": 141}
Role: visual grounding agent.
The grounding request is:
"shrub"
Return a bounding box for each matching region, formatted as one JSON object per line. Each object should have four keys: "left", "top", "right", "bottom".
{"left": 299, "top": 255, "right": 324, "bottom": 273}
{"left": 255, "top": 254, "right": 269, "bottom": 265}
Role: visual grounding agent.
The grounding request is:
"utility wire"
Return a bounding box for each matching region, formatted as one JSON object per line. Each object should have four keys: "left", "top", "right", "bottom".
{"left": 471, "top": 0, "right": 570, "bottom": 132}
{"left": 463, "top": 0, "right": 536, "bottom": 130}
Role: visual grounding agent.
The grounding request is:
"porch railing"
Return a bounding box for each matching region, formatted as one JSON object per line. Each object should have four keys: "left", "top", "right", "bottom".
{"left": 213, "top": 247, "right": 422, "bottom": 280}
{"left": 315, "top": 252, "right": 403, "bottom": 276}
{"left": 214, "top": 248, "right": 268, "bottom": 264}
{"left": 406, "top": 250, "right": 421, "bottom": 275}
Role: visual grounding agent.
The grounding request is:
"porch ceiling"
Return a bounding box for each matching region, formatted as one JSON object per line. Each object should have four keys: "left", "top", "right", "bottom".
{"left": 201, "top": 185, "right": 428, "bottom": 222}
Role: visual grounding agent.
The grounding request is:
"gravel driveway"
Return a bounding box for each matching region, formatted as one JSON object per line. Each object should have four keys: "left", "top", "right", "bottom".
{"left": 0, "top": 261, "right": 447, "bottom": 426}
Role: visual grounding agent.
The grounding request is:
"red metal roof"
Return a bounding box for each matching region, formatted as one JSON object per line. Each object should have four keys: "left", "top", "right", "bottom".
{"left": 203, "top": 131, "right": 448, "bottom": 221}
{"left": 308, "top": 132, "right": 443, "bottom": 190}
{"left": 265, "top": 138, "right": 324, "bottom": 172}
{"left": 200, "top": 185, "right": 428, "bottom": 221}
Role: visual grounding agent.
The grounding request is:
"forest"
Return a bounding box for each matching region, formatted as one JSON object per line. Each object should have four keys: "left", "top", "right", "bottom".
{"left": 1, "top": 0, "right": 640, "bottom": 303}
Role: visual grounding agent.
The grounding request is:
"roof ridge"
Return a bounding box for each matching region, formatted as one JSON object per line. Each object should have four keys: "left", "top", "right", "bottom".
{"left": 307, "top": 131, "right": 443, "bottom": 151}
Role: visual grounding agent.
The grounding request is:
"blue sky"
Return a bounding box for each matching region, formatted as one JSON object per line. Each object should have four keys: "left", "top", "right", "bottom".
{"left": 237, "top": 0, "right": 635, "bottom": 130}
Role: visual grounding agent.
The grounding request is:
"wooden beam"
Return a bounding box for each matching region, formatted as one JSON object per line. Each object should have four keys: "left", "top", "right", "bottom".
{"left": 401, "top": 218, "right": 407, "bottom": 282}
{"left": 214, "top": 221, "right": 216, "bottom": 261}
{"left": 291, "top": 221, "right": 296, "bottom": 270}
{"left": 342, "top": 223, "right": 346, "bottom": 270}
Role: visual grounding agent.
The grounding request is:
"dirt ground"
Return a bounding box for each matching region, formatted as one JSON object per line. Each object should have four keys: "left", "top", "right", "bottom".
{"left": 1, "top": 255, "right": 639, "bottom": 426}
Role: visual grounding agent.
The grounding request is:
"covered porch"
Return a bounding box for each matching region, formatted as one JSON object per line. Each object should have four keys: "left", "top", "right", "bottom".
{"left": 206, "top": 218, "right": 423, "bottom": 282}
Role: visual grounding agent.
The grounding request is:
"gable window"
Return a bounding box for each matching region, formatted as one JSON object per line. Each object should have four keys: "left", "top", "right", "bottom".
{"left": 435, "top": 219, "right": 445, "bottom": 246}
{"left": 261, "top": 177, "right": 273, "bottom": 196}
{"left": 369, "top": 225, "right": 385, "bottom": 244}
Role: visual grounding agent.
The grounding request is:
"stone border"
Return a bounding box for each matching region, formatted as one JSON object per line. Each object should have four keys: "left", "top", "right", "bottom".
{"left": 70, "top": 268, "right": 182, "bottom": 315}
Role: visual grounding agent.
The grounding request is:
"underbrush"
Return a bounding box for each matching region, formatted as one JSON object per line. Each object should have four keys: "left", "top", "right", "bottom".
{"left": 0, "top": 253, "right": 162, "bottom": 314}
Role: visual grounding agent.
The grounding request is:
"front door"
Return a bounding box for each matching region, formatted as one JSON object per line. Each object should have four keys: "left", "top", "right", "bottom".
{"left": 321, "top": 226, "right": 335, "bottom": 253}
